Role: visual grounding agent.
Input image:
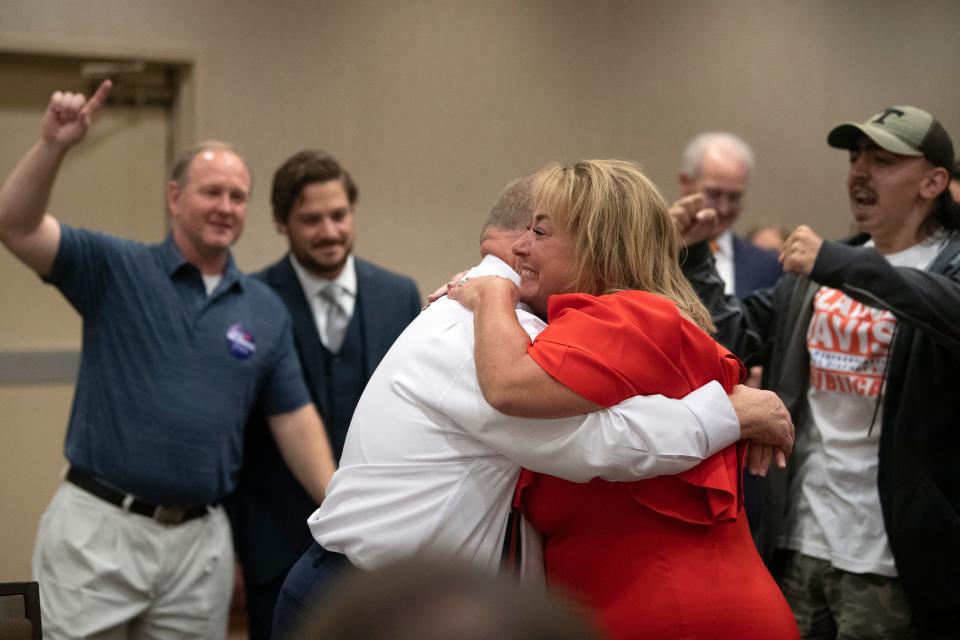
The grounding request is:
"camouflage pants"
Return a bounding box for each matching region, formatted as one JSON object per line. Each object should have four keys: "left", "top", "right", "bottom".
{"left": 778, "top": 551, "right": 916, "bottom": 640}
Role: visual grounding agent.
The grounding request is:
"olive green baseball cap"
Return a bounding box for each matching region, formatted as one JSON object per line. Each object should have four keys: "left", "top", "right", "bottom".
{"left": 827, "top": 106, "right": 955, "bottom": 170}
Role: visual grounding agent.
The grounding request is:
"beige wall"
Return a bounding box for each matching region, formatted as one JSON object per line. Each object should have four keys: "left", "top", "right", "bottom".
{"left": 0, "top": 0, "right": 958, "bottom": 577}
{"left": 3, "top": 0, "right": 958, "bottom": 288}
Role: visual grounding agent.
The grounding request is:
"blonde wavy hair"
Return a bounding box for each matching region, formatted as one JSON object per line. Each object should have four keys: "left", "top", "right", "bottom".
{"left": 533, "top": 159, "right": 715, "bottom": 333}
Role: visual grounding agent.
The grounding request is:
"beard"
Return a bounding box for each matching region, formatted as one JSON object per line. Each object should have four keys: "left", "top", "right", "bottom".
{"left": 292, "top": 239, "right": 352, "bottom": 279}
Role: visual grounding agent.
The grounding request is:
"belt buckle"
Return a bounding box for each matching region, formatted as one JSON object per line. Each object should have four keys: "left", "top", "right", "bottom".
{"left": 153, "top": 505, "right": 187, "bottom": 525}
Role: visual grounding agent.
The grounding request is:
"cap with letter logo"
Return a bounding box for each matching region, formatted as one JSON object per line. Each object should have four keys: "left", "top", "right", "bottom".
{"left": 827, "top": 106, "right": 954, "bottom": 170}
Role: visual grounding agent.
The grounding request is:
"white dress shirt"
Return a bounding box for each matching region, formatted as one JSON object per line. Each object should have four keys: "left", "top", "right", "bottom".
{"left": 309, "top": 255, "right": 741, "bottom": 574}
{"left": 713, "top": 230, "right": 736, "bottom": 295}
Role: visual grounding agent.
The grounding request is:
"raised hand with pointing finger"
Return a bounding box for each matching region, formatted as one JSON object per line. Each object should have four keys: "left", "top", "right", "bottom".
{"left": 42, "top": 80, "right": 113, "bottom": 149}
{"left": 0, "top": 79, "right": 113, "bottom": 276}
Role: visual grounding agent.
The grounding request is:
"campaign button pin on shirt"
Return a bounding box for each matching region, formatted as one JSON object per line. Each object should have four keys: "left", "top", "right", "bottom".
{"left": 226, "top": 323, "right": 256, "bottom": 360}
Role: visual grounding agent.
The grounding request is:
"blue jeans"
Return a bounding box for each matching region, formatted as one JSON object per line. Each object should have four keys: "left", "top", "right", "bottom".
{"left": 271, "top": 541, "right": 354, "bottom": 639}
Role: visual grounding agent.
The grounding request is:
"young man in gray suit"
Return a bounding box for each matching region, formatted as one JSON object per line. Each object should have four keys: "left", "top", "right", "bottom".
{"left": 229, "top": 151, "right": 421, "bottom": 639}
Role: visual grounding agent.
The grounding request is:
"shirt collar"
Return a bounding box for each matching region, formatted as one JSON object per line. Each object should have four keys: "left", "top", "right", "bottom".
{"left": 714, "top": 230, "right": 734, "bottom": 257}
{"left": 289, "top": 253, "right": 356, "bottom": 300}
{"left": 157, "top": 234, "right": 243, "bottom": 290}
{"left": 466, "top": 255, "right": 533, "bottom": 313}
{"left": 466, "top": 254, "right": 521, "bottom": 285}
{"left": 158, "top": 234, "right": 190, "bottom": 275}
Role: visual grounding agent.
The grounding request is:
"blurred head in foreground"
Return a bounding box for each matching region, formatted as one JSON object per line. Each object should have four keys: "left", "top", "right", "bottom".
{"left": 291, "top": 557, "right": 599, "bottom": 640}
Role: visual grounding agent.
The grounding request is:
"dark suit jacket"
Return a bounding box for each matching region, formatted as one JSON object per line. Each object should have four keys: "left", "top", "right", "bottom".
{"left": 730, "top": 235, "right": 782, "bottom": 529}
{"left": 229, "top": 255, "right": 421, "bottom": 585}
{"left": 732, "top": 234, "right": 782, "bottom": 297}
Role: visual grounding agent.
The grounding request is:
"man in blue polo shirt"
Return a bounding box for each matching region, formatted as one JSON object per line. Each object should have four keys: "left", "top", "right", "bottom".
{"left": 0, "top": 80, "right": 337, "bottom": 639}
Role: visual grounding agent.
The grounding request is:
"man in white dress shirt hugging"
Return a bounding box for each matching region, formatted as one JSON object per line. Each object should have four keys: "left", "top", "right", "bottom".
{"left": 271, "top": 174, "right": 796, "bottom": 638}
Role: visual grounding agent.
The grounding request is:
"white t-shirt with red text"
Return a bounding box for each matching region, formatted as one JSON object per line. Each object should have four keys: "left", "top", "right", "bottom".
{"left": 782, "top": 235, "right": 944, "bottom": 576}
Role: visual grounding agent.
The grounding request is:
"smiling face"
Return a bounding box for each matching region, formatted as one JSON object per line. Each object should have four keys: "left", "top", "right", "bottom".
{"left": 846, "top": 136, "right": 939, "bottom": 251}
{"left": 167, "top": 149, "right": 250, "bottom": 271}
{"left": 279, "top": 179, "right": 356, "bottom": 279}
{"left": 510, "top": 212, "right": 578, "bottom": 319}
{"left": 680, "top": 145, "right": 750, "bottom": 239}
{"left": 688, "top": 152, "right": 748, "bottom": 237}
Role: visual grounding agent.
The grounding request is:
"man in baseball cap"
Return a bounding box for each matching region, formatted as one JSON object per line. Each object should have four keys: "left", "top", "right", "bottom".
{"left": 827, "top": 105, "right": 956, "bottom": 240}
{"left": 675, "top": 105, "right": 960, "bottom": 637}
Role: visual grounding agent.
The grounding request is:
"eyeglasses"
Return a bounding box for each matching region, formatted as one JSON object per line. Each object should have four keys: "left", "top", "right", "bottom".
{"left": 702, "top": 187, "right": 744, "bottom": 206}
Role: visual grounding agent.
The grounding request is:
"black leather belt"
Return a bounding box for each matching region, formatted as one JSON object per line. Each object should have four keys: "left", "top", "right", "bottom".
{"left": 66, "top": 467, "right": 213, "bottom": 526}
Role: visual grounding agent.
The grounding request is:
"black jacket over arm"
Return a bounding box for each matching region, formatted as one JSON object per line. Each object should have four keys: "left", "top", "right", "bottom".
{"left": 682, "top": 234, "right": 960, "bottom": 639}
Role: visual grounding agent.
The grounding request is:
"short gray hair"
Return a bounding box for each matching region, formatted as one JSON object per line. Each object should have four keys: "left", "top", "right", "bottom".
{"left": 480, "top": 174, "right": 537, "bottom": 241}
{"left": 681, "top": 132, "right": 754, "bottom": 178}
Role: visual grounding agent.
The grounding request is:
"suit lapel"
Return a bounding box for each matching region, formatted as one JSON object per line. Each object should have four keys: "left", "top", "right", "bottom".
{"left": 266, "top": 257, "right": 329, "bottom": 416}
{"left": 732, "top": 235, "right": 749, "bottom": 297}
{"left": 354, "top": 258, "right": 385, "bottom": 375}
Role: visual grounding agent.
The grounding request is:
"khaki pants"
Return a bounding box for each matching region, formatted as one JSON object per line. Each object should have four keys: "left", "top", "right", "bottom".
{"left": 33, "top": 482, "right": 233, "bottom": 640}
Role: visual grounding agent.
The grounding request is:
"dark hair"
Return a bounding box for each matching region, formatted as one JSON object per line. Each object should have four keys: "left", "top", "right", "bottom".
{"left": 271, "top": 150, "right": 358, "bottom": 224}
{"left": 921, "top": 159, "right": 960, "bottom": 236}
{"left": 480, "top": 174, "right": 536, "bottom": 241}
{"left": 925, "top": 197, "right": 959, "bottom": 234}
{"left": 169, "top": 140, "right": 248, "bottom": 187}
{"left": 292, "top": 557, "right": 599, "bottom": 640}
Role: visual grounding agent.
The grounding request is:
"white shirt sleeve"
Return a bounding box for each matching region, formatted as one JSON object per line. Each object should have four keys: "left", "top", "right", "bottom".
{"left": 439, "top": 356, "right": 740, "bottom": 483}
